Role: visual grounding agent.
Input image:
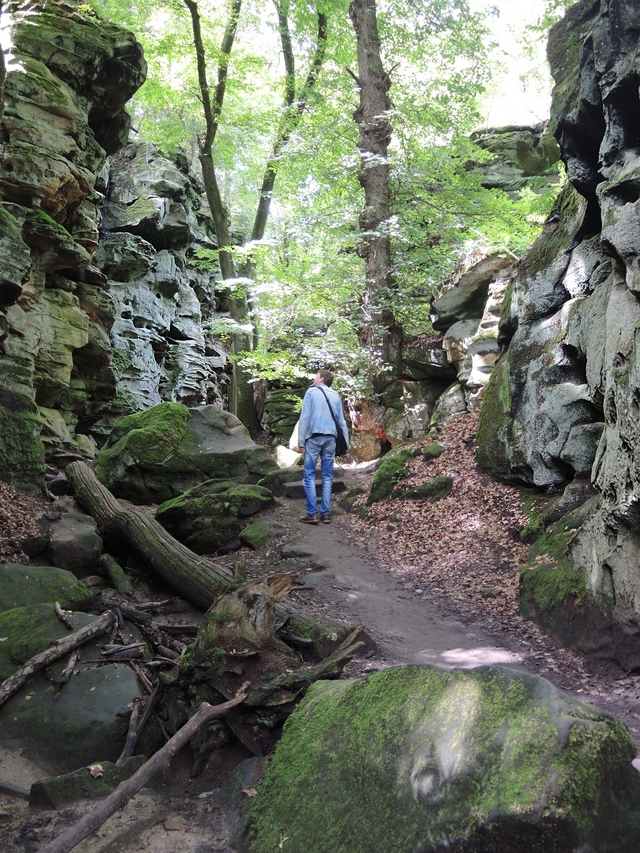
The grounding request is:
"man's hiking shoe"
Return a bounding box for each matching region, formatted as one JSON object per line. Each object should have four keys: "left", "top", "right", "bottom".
{"left": 300, "top": 513, "right": 319, "bottom": 524}
{"left": 321, "top": 514, "right": 331, "bottom": 524}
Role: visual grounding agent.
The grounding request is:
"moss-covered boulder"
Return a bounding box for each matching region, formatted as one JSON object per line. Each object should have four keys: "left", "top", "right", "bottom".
{"left": 239, "top": 518, "right": 270, "bottom": 551}
{"left": 156, "top": 480, "right": 273, "bottom": 554}
{"left": 29, "top": 756, "right": 146, "bottom": 808}
{"left": 519, "top": 501, "right": 616, "bottom": 658}
{"left": 257, "top": 467, "right": 303, "bottom": 497}
{"left": 403, "top": 475, "right": 454, "bottom": 501}
{"left": 366, "top": 448, "right": 412, "bottom": 505}
{"left": 244, "top": 665, "right": 640, "bottom": 853}
{"left": 92, "top": 403, "right": 278, "bottom": 504}
{"left": 422, "top": 442, "right": 444, "bottom": 460}
{"left": 0, "top": 604, "right": 144, "bottom": 772}
{"left": 0, "top": 386, "right": 45, "bottom": 492}
{"left": 0, "top": 564, "right": 89, "bottom": 614}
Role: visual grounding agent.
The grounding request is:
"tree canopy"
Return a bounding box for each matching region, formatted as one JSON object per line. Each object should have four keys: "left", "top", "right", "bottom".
{"left": 93, "top": 0, "right": 564, "bottom": 397}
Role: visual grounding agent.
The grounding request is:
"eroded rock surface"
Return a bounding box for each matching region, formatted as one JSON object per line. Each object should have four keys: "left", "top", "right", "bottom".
{"left": 0, "top": 0, "right": 146, "bottom": 486}
{"left": 244, "top": 665, "right": 640, "bottom": 853}
{"left": 476, "top": 0, "right": 640, "bottom": 667}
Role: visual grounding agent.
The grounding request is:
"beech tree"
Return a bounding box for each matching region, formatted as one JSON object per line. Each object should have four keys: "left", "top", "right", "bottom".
{"left": 93, "top": 0, "right": 558, "bottom": 407}
{"left": 348, "top": 0, "right": 401, "bottom": 381}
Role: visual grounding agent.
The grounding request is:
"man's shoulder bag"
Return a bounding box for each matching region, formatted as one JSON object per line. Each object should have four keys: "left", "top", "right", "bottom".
{"left": 317, "top": 387, "right": 348, "bottom": 457}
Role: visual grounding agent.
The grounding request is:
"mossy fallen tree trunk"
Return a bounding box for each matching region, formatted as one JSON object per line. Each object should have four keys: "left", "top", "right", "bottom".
{"left": 66, "top": 462, "right": 355, "bottom": 655}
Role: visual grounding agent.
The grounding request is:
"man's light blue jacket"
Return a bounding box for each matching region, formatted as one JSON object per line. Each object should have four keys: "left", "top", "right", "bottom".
{"left": 298, "top": 385, "right": 350, "bottom": 448}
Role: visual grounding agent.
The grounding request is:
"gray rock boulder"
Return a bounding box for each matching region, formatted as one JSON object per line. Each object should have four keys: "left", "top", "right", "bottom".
{"left": 430, "top": 255, "right": 512, "bottom": 331}
{"left": 42, "top": 510, "right": 103, "bottom": 578}
{"left": 382, "top": 379, "right": 445, "bottom": 444}
{"left": 244, "top": 665, "right": 640, "bottom": 853}
{"left": 92, "top": 402, "right": 278, "bottom": 504}
{"left": 471, "top": 123, "right": 561, "bottom": 193}
{"left": 0, "top": 605, "right": 144, "bottom": 772}
{"left": 156, "top": 480, "right": 273, "bottom": 554}
{"left": 0, "top": 564, "right": 89, "bottom": 614}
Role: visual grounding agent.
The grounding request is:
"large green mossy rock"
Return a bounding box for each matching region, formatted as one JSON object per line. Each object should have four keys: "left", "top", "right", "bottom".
{"left": 244, "top": 665, "right": 640, "bottom": 853}
{"left": 0, "top": 385, "right": 45, "bottom": 492}
{"left": 0, "top": 605, "right": 144, "bottom": 772}
{"left": 0, "top": 564, "right": 89, "bottom": 614}
{"left": 156, "top": 480, "right": 273, "bottom": 554}
{"left": 92, "top": 403, "right": 278, "bottom": 504}
{"left": 366, "top": 448, "right": 413, "bottom": 505}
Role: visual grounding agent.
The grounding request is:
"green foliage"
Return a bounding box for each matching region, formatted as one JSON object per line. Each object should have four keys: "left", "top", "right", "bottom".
{"left": 90, "top": 0, "right": 560, "bottom": 394}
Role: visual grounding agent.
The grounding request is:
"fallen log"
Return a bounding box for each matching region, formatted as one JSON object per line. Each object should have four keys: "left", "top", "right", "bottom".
{"left": 0, "top": 611, "right": 116, "bottom": 709}
{"left": 37, "top": 693, "right": 247, "bottom": 853}
{"left": 66, "top": 462, "right": 230, "bottom": 610}
{"left": 66, "top": 461, "right": 358, "bottom": 654}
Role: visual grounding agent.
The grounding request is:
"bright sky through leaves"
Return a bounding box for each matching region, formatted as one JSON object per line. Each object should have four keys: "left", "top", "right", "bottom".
{"left": 470, "top": 0, "right": 553, "bottom": 127}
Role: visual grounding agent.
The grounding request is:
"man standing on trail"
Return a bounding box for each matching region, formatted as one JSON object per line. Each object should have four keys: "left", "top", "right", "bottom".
{"left": 296, "top": 369, "right": 350, "bottom": 525}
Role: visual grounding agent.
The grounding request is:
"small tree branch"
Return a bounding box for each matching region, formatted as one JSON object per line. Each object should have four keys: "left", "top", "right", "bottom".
{"left": 0, "top": 611, "right": 116, "bottom": 709}
{"left": 37, "top": 694, "right": 247, "bottom": 853}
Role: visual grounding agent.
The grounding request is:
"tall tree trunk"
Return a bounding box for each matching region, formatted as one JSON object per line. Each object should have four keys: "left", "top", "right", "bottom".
{"left": 239, "top": 3, "right": 328, "bottom": 349}
{"left": 348, "top": 0, "right": 402, "bottom": 378}
{"left": 185, "top": 0, "right": 258, "bottom": 434}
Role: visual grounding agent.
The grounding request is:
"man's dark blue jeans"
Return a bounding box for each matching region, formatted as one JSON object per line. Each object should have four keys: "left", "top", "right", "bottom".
{"left": 303, "top": 434, "right": 336, "bottom": 516}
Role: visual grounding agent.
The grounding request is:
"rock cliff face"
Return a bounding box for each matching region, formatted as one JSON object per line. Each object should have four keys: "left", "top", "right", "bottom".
{"left": 0, "top": 0, "right": 146, "bottom": 486}
{"left": 0, "top": 2, "right": 228, "bottom": 487}
{"left": 477, "top": 0, "right": 640, "bottom": 668}
{"left": 95, "top": 142, "right": 228, "bottom": 431}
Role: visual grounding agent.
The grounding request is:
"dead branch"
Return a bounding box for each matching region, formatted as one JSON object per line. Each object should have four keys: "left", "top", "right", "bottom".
{"left": 37, "top": 693, "right": 247, "bottom": 853}
{"left": 116, "top": 698, "right": 142, "bottom": 766}
{"left": 50, "top": 649, "right": 81, "bottom": 686}
{"left": 54, "top": 602, "right": 73, "bottom": 630}
{"left": 0, "top": 611, "right": 116, "bottom": 709}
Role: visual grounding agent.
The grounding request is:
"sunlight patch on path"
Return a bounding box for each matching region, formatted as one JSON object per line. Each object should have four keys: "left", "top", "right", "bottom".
{"left": 415, "top": 646, "right": 525, "bottom": 669}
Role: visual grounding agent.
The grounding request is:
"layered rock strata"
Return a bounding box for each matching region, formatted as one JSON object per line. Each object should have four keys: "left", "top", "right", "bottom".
{"left": 95, "top": 143, "right": 228, "bottom": 430}
{"left": 477, "top": 0, "right": 640, "bottom": 667}
{"left": 0, "top": 0, "right": 146, "bottom": 485}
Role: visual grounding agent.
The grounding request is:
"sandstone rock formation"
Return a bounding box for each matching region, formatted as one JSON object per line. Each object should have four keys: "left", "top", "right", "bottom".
{"left": 244, "top": 665, "right": 640, "bottom": 853}
{"left": 476, "top": 0, "right": 640, "bottom": 668}
{"left": 95, "top": 143, "right": 229, "bottom": 426}
{"left": 0, "top": 3, "right": 231, "bottom": 489}
{"left": 0, "top": 0, "right": 146, "bottom": 486}
{"left": 471, "top": 122, "right": 561, "bottom": 194}
{"left": 91, "top": 402, "right": 277, "bottom": 504}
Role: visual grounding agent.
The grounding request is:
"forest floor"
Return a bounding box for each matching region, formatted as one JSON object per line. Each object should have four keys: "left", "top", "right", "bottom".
{"left": 1, "top": 411, "right": 640, "bottom": 851}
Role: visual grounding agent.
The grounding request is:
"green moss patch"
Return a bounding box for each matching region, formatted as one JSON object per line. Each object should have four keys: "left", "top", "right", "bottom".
{"left": 367, "top": 448, "right": 412, "bottom": 505}
{"left": 239, "top": 518, "right": 270, "bottom": 550}
{"left": 0, "top": 565, "right": 88, "bottom": 615}
{"left": 422, "top": 443, "right": 444, "bottom": 460}
{"left": 244, "top": 665, "right": 640, "bottom": 853}
{"left": 156, "top": 480, "right": 273, "bottom": 554}
{"left": 0, "top": 386, "right": 45, "bottom": 492}
{"left": 520, "top": 519, "right": 586, "bottom": 619}
{"left": 476, "top": 358, "right": 513, "bottom": 483}
{"left": 403, "top": 475, "right": 454, "bottom": 502}
{"left": 93, "top": 402, "right": 189, "bottom": 480}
